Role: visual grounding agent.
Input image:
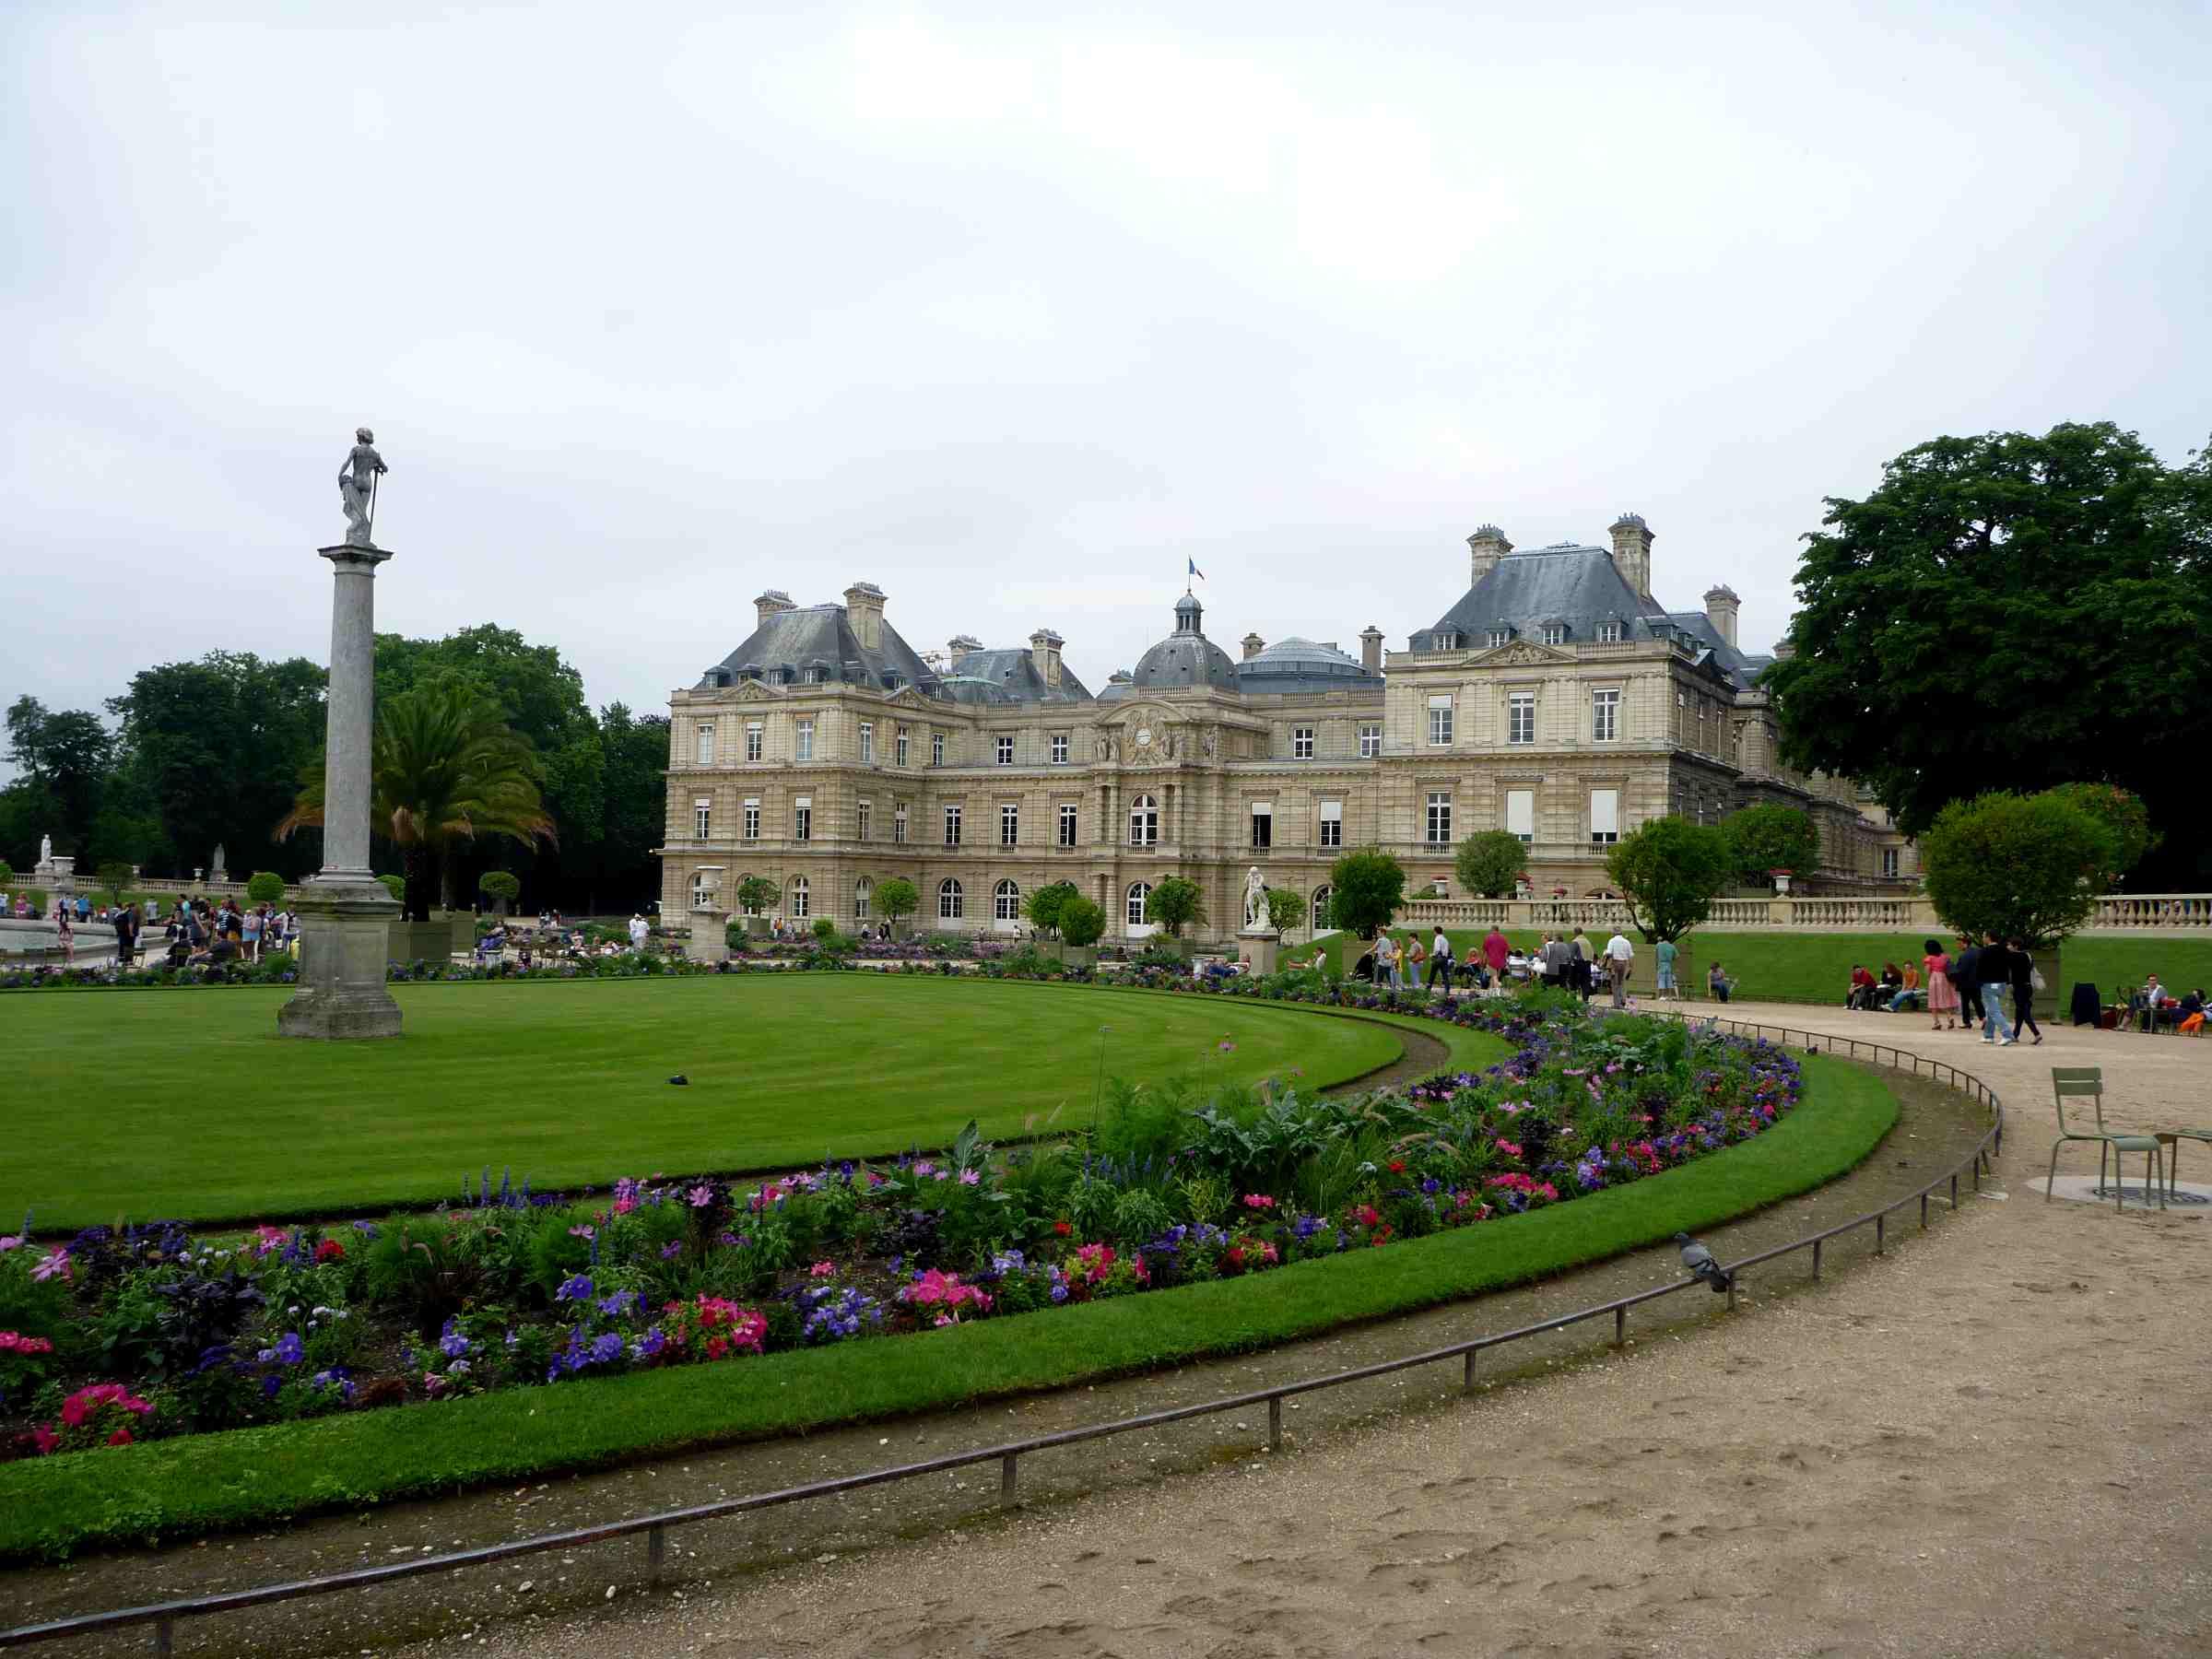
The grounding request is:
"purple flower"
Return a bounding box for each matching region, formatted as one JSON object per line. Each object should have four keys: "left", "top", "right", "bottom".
{"left": 274, "top": 1331, "right": 306, "bottom": 1365}
{"left": 688, "top": 1184, "right": 715, "bottom": 1208}
{"left": 958, "top": 1168, "right": 981, "bottom": 1186}
{"left": 597, "top": 1289, "right": 639, "bottom": 1318}
{"left": 589, "top": 1333, "right": 625, "bottom": 1363}
{"left": 439, "top": 1329, "right": 472, "bottom": 1359}
{"left": 555, "top": 1274, "right": 594, "bottom": 1302}
{"left": 660, "top": 1241, "right": 683, "bottom": 1260}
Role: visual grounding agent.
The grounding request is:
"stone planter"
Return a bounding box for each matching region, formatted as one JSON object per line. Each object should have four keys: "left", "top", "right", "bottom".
{"left": 744, "top": 914, "right": 771, "bottom": 938}
{"left": 387, "top": 919, "right": 453, "bottom": 963}
{"left": 1059, "top": 944, "right": 1097, "bottom": 969}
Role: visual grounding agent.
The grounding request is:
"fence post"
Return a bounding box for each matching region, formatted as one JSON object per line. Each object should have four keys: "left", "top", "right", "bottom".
{"left": 1726, "top": 1277, "right": 1737, "bottom": 1312}
{"left": 1000, "top": 1453, "right": 1018, "bottom": 1503}
{"left": 1876, "top": 1213, "right": 1885, "bottom": 1256}
{"left": 1921, "top": 1192, "right": 1929, "bottom": 1230}
{"left": 1951, "top": 1171, "right": 1959, "bottom": 1207}
{"left": 1268, "top": 1395, "right": 1283, "bottom": 1450}
{"left": 1614, "top": 1305, "right": 1626, "bottom": 1348}
{"left": 1812, "top": 1238, "right": 1822, "bottom": 1282}
{"left": 647, "top": 1523, "right": 665, "bottom": 1583}
{"left": 1463, "top": 1348, "right": 1477, "bottom": 1393}
{"left": 155, "top": 1618, "right": 174, "bottom": 1656}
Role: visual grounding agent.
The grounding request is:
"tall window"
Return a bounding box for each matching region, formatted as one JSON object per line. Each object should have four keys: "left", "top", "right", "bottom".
{"left": 1050, "top": 733, "right": 1068, "bottom": 765}
{"left": 1311, "top": 886, "right": 1332, "bottom": 932}
{"left": 694, "top": 800, "right": 712, "bottom": 838}
{"left": 789, "top": 877, "right": 809, "bottom": 918}
{"left": 1596, "top": 619, "right": 1623, "bottom": 644}
{"left": 1359, "top": 724, "right": 1382, "bottom": 759}
{"left": 931, "top": 731, "right": 945, "bottom": 766}
{"left": 859, "top": 722, "right": 875, "bottom": 764}
{"left": 1507, "top": 692, "right": 1535, "bottom": 746}
{"left": 745, "top": 721, "right": 763, "bottom": 762}
{"left": 1590, "top": 788, "right": 1620, "bottom": 846}
{"left": 1129, "top": 794, "right": 1158, "bottom": 847}
{"left": 1058, "top": 804, "right": 1077, "bottom": 846}
{"left": 794, "top": 796, "right": 812, "bottom": 841}
{"left": 1882, "top": 846, "right": 1900, "bottom": 878}
{"left": 893, "top": 803, "right": 908, "bottom": 844}
{"left": 896, "top": 726, "right": 910, "bottom": 767}
{"left": 1505, "top": 789, "right": 1535, "bottom": 845}
{"left": 853, "top": 877, "right": 872, "bottom": 920}
{"left": 1540, "top": 624, "right": 1565, "bottom": 646}
{"left": 1592, "top": 688, "right": 1619, "bottom": 743}
{"left": 994, "top": 879, "right": 1020, "bottom": 922}
{"left": 1292, "top": 725, "right": 1314, "bottom": 759}
{"left": 1251, "top": 802, "right": 1273, "bottom": 849}
{"left": 1319, "top": 799, "right": 1342, "bottom": 848}
{"left": 1126, "top": 881, "right": 1151, "bottom": 928}
{"left": 695, "top": 724, "right": 714, "bottom": 766}
{"left": 996, "top": 735, "right": 1015, "bottom": 766}
{"left": 742, "top": 798, "right": 760, "bottom": 841}
{"left": 1428, "top": 695, "right": 1453, "bottom": 747}
{"left": 943, "top": 804, "right": 962, "bottom": 846}
{"left": 1000, "top": 804, "right": 1019, "bottom": 846}
{"left": 938, "top": 877, "right": 963, "bottom": 920}
{"left": 857, "top": 800, "right": 872, "bottom": 841}
{"left": 1426, "top": 791, "right": 1452, "bottom": 844}
{"left": 794, "top": 719, "right": 814, "bottom": 761}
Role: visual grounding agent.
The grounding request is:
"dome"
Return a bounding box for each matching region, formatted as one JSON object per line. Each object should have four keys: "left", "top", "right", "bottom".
{"left": 1132, "top": 594, "right": 1238, "bottom": 692}
{"left": 1235, "top": 635, "right": 1378, "bottom": 693}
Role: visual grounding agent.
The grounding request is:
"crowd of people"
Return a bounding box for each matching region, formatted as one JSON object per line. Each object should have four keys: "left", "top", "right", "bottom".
{"left": 1351, "top": 924, "right": 1655, "bottom": 1009}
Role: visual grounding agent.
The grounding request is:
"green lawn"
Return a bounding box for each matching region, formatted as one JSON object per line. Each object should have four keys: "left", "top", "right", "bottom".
{"left": 3, "top": 977, "right": 1406, "bottom": 1232}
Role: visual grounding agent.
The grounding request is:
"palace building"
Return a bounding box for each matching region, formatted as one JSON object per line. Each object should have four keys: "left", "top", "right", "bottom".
{"left": 658, "top": 516, "right": 1907, "bottom": 941}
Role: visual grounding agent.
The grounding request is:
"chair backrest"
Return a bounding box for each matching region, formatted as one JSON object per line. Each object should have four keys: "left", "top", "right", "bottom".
{"left": 2053, "top": 1065, "right": 2104, "bottom": 1134}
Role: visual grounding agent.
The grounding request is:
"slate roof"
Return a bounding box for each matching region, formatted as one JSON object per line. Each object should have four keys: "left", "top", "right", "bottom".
{"left": 700, "top": 606, "right": 942, "bottom": 695}
{"left": 1662, "top": 611, "right": 1768, "bottom": 689}
{"left": 949, "top": 648, "right": 1095, "bottom": 703}
{"left": 1133, "top": 594, "right": 1239, "bottom": 692}
{"left": 1234, "top": 636, "right": 1381, "bottom": 694}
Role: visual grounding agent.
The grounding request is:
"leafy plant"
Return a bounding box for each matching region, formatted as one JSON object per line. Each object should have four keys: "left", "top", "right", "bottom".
{"left": 1719, "top": 804, "right": 1819, "bottom": 887}
{"left": 1059, "top": 894, "right": 1105, "bottom": 948}
{"left": 1326, "top": 848, "right": 1406, "bottom": 938}
{"left": 874, "top": 877, "right": 919, "bottom": 925}
{"left": 1606, "top": 817, "right": 1733, "bottom": 942}
{"left": 734, "top": 874, "right": 779, "bottom": 916}
{"left": 1021, "top": 880, "right": 1080, "bottom": 939}
{"left": 244, "top": 870, "right": 287, "bottom": 905}
{"left": 1145, "top": 877, "right": 1205, "bottom": 938}
{"left": 1920, "top": 789, "right": 2117, "bottom": 945}
{"left": 1453, "top": 830, "right": 1526, "bottom": 899}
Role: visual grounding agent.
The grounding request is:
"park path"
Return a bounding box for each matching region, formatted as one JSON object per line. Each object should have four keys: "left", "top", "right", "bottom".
{"left": 366, "top": 1001, "right": 2212, "bottom": 1657}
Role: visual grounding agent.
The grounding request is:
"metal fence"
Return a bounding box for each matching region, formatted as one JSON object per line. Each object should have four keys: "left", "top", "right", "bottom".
{"left": 0, "top": 1020, "right": 2002, "bottom": 1655}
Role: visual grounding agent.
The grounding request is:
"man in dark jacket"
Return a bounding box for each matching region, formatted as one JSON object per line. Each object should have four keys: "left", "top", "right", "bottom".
{"left": 1976, "top": 936, "right": 2015, "bottom": 1043}
{"left": 1952, "top": 939, "right": 1983, "bottom": 1029}
{"left": 111, "top": 901, "right": 138, "bottom": 966}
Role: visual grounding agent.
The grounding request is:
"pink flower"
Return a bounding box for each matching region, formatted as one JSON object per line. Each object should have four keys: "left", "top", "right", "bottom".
{"left": 0, "top": 1235, "right": 22, "bottom": 1253}
{"left": 912, "top": 1161, "right": 935, "bottom": 1178}
{"left": 688, "top": 1185, "right": 715, "bottom": 1207}
{"left": 958, "top": 1168, "right": 981, "bottom": 1186}
{"left": 0, "top": 1332, "right": 55, "bottom": 1355}
{"left": 1495, "top": 1139, "right": 1524, "bottom": 1159}
{"left": 1241, "top": 1194, "right": 1275, "bottom": 1210}
{"left": 29, "top": 1425, "right": 58, "bottom": 1456}
{"left": 568, "top": 1224, "right": 596, "bottom": 1241}
{"left": 30, "top": 1249, "right": 70, "bottom": 1284}
{"left": 808, "top": 1261, "right": 836, "bottom": 1277}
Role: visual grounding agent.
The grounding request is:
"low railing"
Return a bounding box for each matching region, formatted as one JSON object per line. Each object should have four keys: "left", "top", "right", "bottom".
{"left": 0, "top": 1023, "right": 2001, "bottom": 1654}
{"left": 2090, "top": 894, "right": 2212, "bottom": 930}
{"left": 1397, "top": 893, "right": 2212, "bottom": 934}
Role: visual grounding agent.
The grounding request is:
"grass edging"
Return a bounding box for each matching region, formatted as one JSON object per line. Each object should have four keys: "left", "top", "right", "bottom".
{"left": 0, "top": 1053, "right": 1896, "bottom": 1563}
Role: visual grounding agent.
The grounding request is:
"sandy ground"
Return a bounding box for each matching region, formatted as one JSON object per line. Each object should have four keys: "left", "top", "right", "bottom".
{"left": 362, "top": 1003, "right": 2212, "bottom": 1658}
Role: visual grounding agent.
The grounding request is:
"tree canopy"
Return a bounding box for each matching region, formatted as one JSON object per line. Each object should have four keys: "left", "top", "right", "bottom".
{"left": 1145, "top": 876, "right": 1205, "bottom": 937}
{"left": 1020, "top": 880, "right": 1081, "bottom": 939}
{"left": 1059, "top": 894, "right": 1106, "bottom": 949}
{"left": 735, "top": 874, "right": 780, "bottom": 916}
{"left": 1453, "top": 830, "right": 1527, "bottom": 899}
{"left": 1919, "top": 790, "right": 2118, "bottom": 945}
{"left": 1326, "top": 848, "right": 1406, "bottom": 939}
{"left": 1720, "top": 803, "right": 1821, "bottom": 887}
{"left": 873, "top": 877, "right": 919, "bottom": 923}
{"left": 1605, "top": 817, "right": 1733, "bottom": 942}
{"left": 1764, "top": 421, "right": 2212, "bottom": 883}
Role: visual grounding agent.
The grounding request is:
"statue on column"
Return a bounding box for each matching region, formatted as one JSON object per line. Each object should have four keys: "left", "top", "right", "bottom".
{"left": 39, "top": 833, "right": 53, "bottom": 867}
{"left": 1241, "top": 865, "right": 1268, "bottom": 930}
{"left": 338, "top": 427, "right": 388, "bottom": 547}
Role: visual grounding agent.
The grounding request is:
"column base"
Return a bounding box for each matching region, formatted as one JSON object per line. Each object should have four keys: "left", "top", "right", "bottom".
{"left": 278, "top": 872, "right": 404, "bottom": 1040}
{"left": 690, "top": 911, "right": 732, "bottom": 964}
{"left": 1238, "top": 928, "right": 1282, "bottom": 976}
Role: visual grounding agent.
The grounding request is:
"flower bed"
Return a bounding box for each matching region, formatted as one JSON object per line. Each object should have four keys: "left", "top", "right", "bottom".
{"left": 0, "top": 1002, "right": 1797, "bottom": 1464}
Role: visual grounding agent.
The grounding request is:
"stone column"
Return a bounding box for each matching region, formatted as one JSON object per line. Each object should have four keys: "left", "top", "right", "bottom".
{"left": 278, "top": 545, "right": 404, "bottom": 1040}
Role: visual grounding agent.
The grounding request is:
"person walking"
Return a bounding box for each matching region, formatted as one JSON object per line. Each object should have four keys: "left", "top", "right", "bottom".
{"left": 1922, "top": 937, "right": 1958, "bottom": 1030}
{"left": 1951, "top": 937, "right": 1983, "bottom": 1031}
{"left": 112, "top": 900, "right": 138, "bottom": 968}
{"left": 56, "top": 906, "right": 75, "bottom": 963}
{"left": 1404, "top": 931, "right": 1426, "bottom": 991}
{"left": 1482, "top": 925, "right": 1510, "bottom": 993}
{"left": 628, "top": 912, "right": 649, "bottom": 952}
{"left": 1604, "top": 928, "right": 1634, "bottom": 1006}
{"left": 1570, "top": 926, "right": 1595, "bottom": 1003}
{"left": 1976, "top": 935, "right": 2016, "bottom": 1044}
{"left": 2009, "top": 938, "right": 2043, "bottom": 1046}
{"left": 1541, "top": 930, "right": 1571, "bottom": 991}
{"left": 1430, "top": 926, "right": 1453, "bottom": 994}
{"left": 1654, "top": 935, "right": 1678, "bottom": 1001}
{"left": 1382, "top": 932, "right": 1402, "bottom": 990}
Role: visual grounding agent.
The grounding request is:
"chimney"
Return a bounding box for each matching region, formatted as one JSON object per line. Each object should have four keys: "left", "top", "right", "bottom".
{"left": 1608, "top": 512, "right": 1653, "bottom": 598}
{"left": 842, "top": 582, "right": 887, "bottom": 652}
{"left": 1029, "top": 628, "right": 1065, "bottom": 688}
{"left": 1466, "top": 524, "right": 1512, "bottom": 586}
{"left": 754, "top": 588, "right": 795, "bottom": 629}
{"left": 947, "top": 634, "right": 982, "bottom": 670}
{"left": 1359, "top": 625, "right": 1384, "bottom": 672}
{"left": 1241, "top": 631, "right": 1265, "bottom": 660}
{"left": 1702, "top": 583, "right": 1740, "bottom": 650}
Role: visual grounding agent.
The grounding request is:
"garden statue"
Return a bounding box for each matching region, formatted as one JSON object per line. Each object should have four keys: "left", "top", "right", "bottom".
{"left": 337, "top": 427, "right": 388, "bottom": 547}
{"left": 39, "top": 833, "right": 53, "bottom": 866}
{"left": 1242, "top": 865, "right": 1268, "bottom": 930}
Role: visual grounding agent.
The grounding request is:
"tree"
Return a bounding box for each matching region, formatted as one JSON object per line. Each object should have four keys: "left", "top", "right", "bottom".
{"left": 2042, "top": 782, "right": 2156, "bottom": 885}
{"left": 1763, "top": 422, "right": 2212, "bottom": 883}
{"left": 377, "top": 874, "right": 406, "bottom": 903}
{"left": 1265, "top": 887, "right": 1303, "bottom": 936}
{"left": 1145, "top": 876, "right": 1205, "bottom": 937}
{"left": 98, "top": 860, "right": 137, "bottom": 904}
{"left": 1020, "top": 879, "right": 1080, "bottom": 939}
{"left": 478, "top": 870, "right": 522, "bottom": 913}
{"left": 6, "top": 695, "right": 114, "bottom": 860}
{"left": 1325, "top": 849, "right": 1406, "bottom": 939}
{"left": 1453, "top": 830, "right": 1527, "bottom": 899}
{"left": 1720, "top": 804, "right": 1821, "bottom": 887}
{"left": 735, "top": 874, "right": 780, "bottom": 917}
{"left": 245, "top": 870, "right": 287, "bottom": 905}
{"left": 1605, "top": 817, "right": 1733, "bottom": 942}
{"left": 0, "top": 861, "right": 12, "bottom": 888}
{"left": 1059, "top": 894, "right": 1106, "bottom": 949}
{"left": 1919, "top": 791, "right": 2118, "bottom": 946}
{"left": 277, "top": 681, "right": 557, "bottom": 922}
{"left": 874, "top": 877, "right": 919, "bottom": 926}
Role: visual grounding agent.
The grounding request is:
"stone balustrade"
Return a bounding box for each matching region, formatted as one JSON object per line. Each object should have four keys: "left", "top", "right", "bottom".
{"left": 1394, "top": 893, "right": 2212, "bottom": 934}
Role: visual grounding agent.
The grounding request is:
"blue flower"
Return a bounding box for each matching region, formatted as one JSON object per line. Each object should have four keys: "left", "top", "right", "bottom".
{"left": 439, "top": 1329, "right": 472, "bottom": 1359}
{"left": 274, "top": 1330, "right": 306, "bottom": 1365}
{"left": 596, "top": 1289, "right": 639, "bottom": 1318}
{"left": 555, "top": 1274, "right": 594, "bottom": 1302}
{"left": 589, "top": 1333, "right": 625, "bottom": 1364}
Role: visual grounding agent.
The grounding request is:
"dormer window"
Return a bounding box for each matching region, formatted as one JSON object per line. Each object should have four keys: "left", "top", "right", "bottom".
{"left": 1541, "top": 623, "right": 1567, "bottom": 647}
{"left": 1596, "top": 620, "right": 1623, "bottom": 644}
{"left": 802, "top": 665, "right": 825, "bottom": 685}
{"left": 1435, "top": 630, "right": 1458, "bottom": 651}
{"left": 1487, "top": 628, "right": 1510, "bottom": 650}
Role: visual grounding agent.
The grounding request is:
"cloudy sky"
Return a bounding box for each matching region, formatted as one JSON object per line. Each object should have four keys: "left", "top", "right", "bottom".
{"left": 5, "top": 1, "right": 2207, "bottom": 736}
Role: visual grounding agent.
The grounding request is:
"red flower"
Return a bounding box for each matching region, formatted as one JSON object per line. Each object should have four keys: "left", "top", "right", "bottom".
{"left": 106, "top": 1428, "right": 135, "bottom": 1447}
{"left": 1053, "top": 1220, "right": 1073, "bottom": 1236}
{"left": 1387, "top": 1160, "right": 1406, "bottom": 1173}
{"left": 314, "top": 1239, "right": 346, "bottom": 1263}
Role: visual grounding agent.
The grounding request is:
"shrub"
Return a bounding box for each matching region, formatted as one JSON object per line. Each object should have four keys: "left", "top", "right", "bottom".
{"left": 376, "top": 874, "right": 406, "bottom": 903}
{"left": 1060, "top": 895, "right": 1105, "bottom": 948}
{"left": 1606, "top": 818, "right": 1733, "bottom": 941}
{"left": 244, "top": 871, "right": 287, "bottom": 905}
{"left": 477, "top": 871, "right": 522, "bottom": 904}
{"left": 875, "top": 877, "right": 919, "bottom": 925}
{"left": 734, "top": 875, "right": 779, "bottom": 917}
{"left": 1326, "top": 849, "right": 1406, "bottom": 938}
{"left": 1719, "top": 804, "right": 1819, "bottom": 887}
{"left": 1145, "top": 877, "right": 1205, "bottom": 938}
{"left": 1453, "top": 830, "right": 1526, "bottom": 899}
{"left": 1020, "top": 880, "right": 1080, "bottom": 939}
{"left": 1921, "top": 790, "right": 2117, "bottom": 945}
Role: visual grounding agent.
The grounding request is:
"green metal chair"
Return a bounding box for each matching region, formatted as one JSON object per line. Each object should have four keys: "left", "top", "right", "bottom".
{"left": 2049, "top": 1067, "right": 2164, "bottom": 1212}
{"left": 2069, "top": 1062, "right": 2211, "bottom": 1199}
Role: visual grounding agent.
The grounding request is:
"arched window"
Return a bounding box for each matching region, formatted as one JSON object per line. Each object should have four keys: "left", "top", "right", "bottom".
{"left": 1129, "top": 794, "right": 1159, "bottom": 847}
{"left": 994, "top": 878, "right": 1021, "bottom": 922}
{"left": 853, "top": 877, "right": 872, "bottom": 920}
{"left": 938, "top": 877, "right": 964, "bottom": 920}
{"left": 1126, "top": 881, "right": 1152, "bottom": 928}
{"left": 1311, "top": 885, "right": 1332, "bottom": 933}
{"left": 789, "top": 876, "right": 809, "bottom": 919}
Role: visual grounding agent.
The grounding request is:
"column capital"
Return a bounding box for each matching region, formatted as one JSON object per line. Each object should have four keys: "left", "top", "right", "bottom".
{"left": 318, "top": 544, "right": 395, "bottom": 571}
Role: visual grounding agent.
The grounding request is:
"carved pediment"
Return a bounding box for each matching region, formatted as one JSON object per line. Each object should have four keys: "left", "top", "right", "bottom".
{"left": 1480, "top": 641, "right": 1572, "bottom": 667}
{"left": 725, "top": 679, "right": 780, "bottom": 703}
{"left": 881, "top": 686, "right": 933, "bottom": 712}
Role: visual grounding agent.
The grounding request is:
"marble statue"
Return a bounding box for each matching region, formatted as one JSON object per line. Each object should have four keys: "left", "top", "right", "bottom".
{"left": 1242, "top": 865, "right": 1267, "bottom": 930}
{"left": 39, "top": 834, "right": 53, "bottom": 866}
{"left": 338, "top": 428, "right": 388, "bottom": 547}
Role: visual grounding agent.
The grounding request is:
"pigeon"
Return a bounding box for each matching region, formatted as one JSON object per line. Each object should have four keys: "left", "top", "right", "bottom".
{"left": 667, "top": 1074, "right": 688, "bottom": 1086}
{"left": 1675, "top": 1231, "right": 1733, "bottom": 1292}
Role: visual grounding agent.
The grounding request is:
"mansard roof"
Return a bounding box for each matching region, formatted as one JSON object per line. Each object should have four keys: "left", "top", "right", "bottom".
{"left": 699, "top": 606, "right": 942, "bottom": 695}
{"left": 948, "top": 648, "right": 1095, "bottom": 704}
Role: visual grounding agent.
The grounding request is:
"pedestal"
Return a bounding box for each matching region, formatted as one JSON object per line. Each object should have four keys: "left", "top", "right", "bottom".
{"left": 280, "top": 544, "right": 403, "bottom": 1039}
{"left": 691, "top": 909, "right": 732, "bottom": 964}
{"left": 1239, "top": 927, "right": 1281, "bottom": 976}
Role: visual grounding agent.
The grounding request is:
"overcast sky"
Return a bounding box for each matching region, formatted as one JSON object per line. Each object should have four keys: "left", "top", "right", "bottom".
{"left": 5, "top": 1, "right": 2207, "bottom": 743}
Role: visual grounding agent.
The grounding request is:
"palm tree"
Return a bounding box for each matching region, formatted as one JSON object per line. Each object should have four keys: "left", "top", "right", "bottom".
{"left": 279, "top": 681, "right": 558, "bottom": 920}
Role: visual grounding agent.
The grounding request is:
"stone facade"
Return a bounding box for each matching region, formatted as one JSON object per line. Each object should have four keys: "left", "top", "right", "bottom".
{"left": 659, "top": 518, "right": 1910, "bottom": 944}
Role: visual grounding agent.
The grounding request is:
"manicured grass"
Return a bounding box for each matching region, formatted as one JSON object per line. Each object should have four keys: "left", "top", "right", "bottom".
{"left": 2054, "top": 936, "right": 2212, "bottom": 1003}
{"left": 3, "top": 977, "right": 1404, "bottom": 1233}
{"left": 0, "top": 1053, "right": 1898, "bottom": 1561}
